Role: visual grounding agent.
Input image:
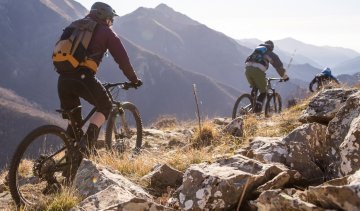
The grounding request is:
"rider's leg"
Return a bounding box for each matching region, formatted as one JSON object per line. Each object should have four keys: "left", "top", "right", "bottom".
{"left": 250, "top": 69, "right": 267, "bottom": 113}
{"left": 76, "top": 69, "right": 113, "bottom": 156}
{"left": 255, "top": 93, "right": 266, "bottom": 113}
{"left": 65, "top": 108, "right": 83, "bottom": 140}
{"left": 79, "top": 112, "right": 105, "bottom": 155}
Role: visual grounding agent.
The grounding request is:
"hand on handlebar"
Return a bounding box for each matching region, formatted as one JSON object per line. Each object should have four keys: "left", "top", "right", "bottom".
{"left": 282, "top": 75, "right": 289, "bottom": 82}
{"left": 134, "top": 79, "right": 143, "bottom": 88}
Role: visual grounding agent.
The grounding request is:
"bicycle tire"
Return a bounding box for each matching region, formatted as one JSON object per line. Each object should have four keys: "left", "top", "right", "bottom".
{"left": 232, "top": 94, "right": 253, "bottom": 119}
{"left": 264, "top": 93, "right": 282, "bottom": 117}
{"left": 105, "top": 102, "right": 143, "bottom": 152}
{"left": 8, "top": 125, "right": 71, "bottom": 206}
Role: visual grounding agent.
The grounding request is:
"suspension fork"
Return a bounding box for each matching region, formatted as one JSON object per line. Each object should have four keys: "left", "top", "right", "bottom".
{"left": 113, "top": 103, "right": 131, "bottom": 137}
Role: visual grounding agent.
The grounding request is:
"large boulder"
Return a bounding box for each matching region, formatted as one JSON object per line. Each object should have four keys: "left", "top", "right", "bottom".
{"left": 304, "top": 169, "right": 360, "bottom": 210}
{"left": 299, "top": 88, "right": 357, "bottom": 124}
{"left": 73, "top": 159, "right": 154, "bottom": 210}
{"left": 174, "top": 155, "right": 298, "bottom": 210}
{"left": 324, "top": 91, "right": 360, "bottom": 178}
{"left": 283, "top": 123, "right": 328, "bottom": 183}
{"left": 242, "top": 123, "right": 327, "bottom": 184}
{"left": 340, "top": 115, "right": 360, "bottom": 176}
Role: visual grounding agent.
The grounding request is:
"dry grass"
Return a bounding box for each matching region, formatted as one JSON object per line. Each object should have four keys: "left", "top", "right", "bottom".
{"left": 191, "top": 122, "right": 220, "bottom": 148}
{"left": 163, "top": 148, "right": 213, "bottom": 172}
{"left": 26, "top": 187, "right": 81, "bottom": 211}
{"left": 151, "top": 115, "right": 178, "bottom": 130}
{"left": 18, "top": 159, "right": 34, "bottom": 178}
{"left": 90, "top": 151, "right": 155, "bottom": 181}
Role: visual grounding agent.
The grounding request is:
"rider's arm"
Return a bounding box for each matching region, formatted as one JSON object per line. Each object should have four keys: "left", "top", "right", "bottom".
{"left": 265, "top": 52, "right": 288, "bottom": 79}
{"left": 309, "top": 77, "right": 317, "bottom": 92}
{"left": 107, "top": 28, "right": 139, "bottom": 84}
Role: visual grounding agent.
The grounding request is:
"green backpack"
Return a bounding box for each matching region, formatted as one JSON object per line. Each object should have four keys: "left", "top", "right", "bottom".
{"left": 52, "top": 18, "right": 97, "bottom": 72}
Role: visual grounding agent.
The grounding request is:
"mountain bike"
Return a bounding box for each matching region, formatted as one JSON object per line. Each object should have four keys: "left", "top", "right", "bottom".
{"left": 232, "top": 78, "right": 284, "bottom": 119}
{"left": 8, "top": 81, "right": 142, "bottom": 206}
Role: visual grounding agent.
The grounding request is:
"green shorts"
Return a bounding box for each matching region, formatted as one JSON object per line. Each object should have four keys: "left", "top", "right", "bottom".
{"left": 245, "top": 66, "right": 267, "bottom": 93}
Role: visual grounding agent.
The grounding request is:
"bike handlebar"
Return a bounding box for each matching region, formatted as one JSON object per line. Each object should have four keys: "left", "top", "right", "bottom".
{"left": 103, "top": 82, "right": 139, "bottom": 90}
{"left": 266, "top": 77, "right": 285, "bottom": 82}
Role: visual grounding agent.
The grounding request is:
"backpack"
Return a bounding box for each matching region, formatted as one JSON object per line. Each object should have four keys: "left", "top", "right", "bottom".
{"left": 245, "top": 45, "right": 268, "bottom": 65}
{"left": 52, "top": 18, "right": 98, "bottom": 72}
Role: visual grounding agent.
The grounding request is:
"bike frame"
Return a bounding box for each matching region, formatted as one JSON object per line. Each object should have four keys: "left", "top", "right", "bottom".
{"left": 65, "top": 82, "right": 133, "bottom": 142}
{"left": 250, "top": 78, "right": 282, "bottom": 109}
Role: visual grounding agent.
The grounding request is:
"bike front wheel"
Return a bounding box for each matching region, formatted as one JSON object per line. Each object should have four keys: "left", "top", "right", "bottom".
{"left": 105, "top": 102, "right": 143, "bottom": 153}
{"left": 8, "top": 125, "right": 73, "bottom": 206}
{"left": 265, "top": 93, "right": 282, "bottom": 117}
{"left": 232, "top": 94, "right": 253, "bottom": 119}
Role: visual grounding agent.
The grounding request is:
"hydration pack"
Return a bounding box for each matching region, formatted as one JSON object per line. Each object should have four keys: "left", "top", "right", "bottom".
{"left": 52, "top": 18, "right": 98, "bottom": 72}
{"left": 245, "top": 46, "right": 268, "bottom": 66}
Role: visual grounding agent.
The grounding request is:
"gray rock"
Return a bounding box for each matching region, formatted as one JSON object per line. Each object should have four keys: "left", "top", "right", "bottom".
{"left": 141, "top": 164, "right": 183, "bottom": 188}
{"left": 299, "top": 88, "right": 357, "bottom": 124}
{"left": 305, "top": 169, "right": 360, "bottom": 210}
{"left": 222, "top": 117, "right": 244, "bottom": 137}
{"left": 325, "top": 91, "right": 360, "bottom": 178}
{"left": 176, "top": 154, "right": 292, "bottom": 210}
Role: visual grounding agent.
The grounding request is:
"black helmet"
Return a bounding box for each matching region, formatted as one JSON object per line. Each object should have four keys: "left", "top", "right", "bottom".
{"left": 264, "top": 40, "right": 274, "bottom": 51}
{"left": 90, "top": 2, "right": 118, "bottom": 21}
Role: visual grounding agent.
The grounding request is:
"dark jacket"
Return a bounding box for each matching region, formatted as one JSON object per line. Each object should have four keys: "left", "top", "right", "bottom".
{"left": 61, "top": 14, "right": 138, "bottom": 83}
{"left": 245, "top": 44, "right": 287, "bottom": 77}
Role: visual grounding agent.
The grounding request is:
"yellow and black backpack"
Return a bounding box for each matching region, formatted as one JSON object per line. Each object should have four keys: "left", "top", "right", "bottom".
{"left": 52, "top": 18, "right": 98, "bottom": 72}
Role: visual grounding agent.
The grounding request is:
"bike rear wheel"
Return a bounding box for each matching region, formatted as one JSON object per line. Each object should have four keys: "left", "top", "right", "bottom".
{"left": 232, "top": 94, "right": 253, "bottom": 119}
{"left": 265, "top": 93, "right": 282, "bottom": 117}
{"left": 105, "top": 102, "right": 143, "bottom": 154}
{"left": 8, "top": 125, "right": 72, "bottom": 206}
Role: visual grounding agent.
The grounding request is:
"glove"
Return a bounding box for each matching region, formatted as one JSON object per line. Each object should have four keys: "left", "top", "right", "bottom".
{"left": 134, "top": 79, "right": 143, "bottom": 88}
{"left": 282, "top": 75, "right": 289, "bottom": 82}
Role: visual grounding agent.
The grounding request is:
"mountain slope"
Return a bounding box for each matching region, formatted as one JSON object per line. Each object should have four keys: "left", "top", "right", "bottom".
{"left": 96, "top": 37, "right": 240, "bottom": 122}
{"left": 334, "top": 56, "right": 360, "bottom": 75}
{"left": 275, "top": 37, "right": 360, "bottom": 67}
{"left": 0, "top": 86, "right": 64, "bottom": 169}
{"left": 0, "top": 0, "right": 240, "bottom": 123}
{"left": 115, "top": 4, "right": 252, "bottom": 91}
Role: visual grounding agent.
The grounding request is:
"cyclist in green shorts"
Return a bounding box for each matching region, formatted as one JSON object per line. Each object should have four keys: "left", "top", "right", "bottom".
{"left": 244, "top": 40, "right": 289, "bottom": 113}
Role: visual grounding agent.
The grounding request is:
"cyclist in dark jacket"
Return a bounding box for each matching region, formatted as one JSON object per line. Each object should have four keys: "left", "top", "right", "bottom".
{"left": 57, "top": 2, "right": 142, "bottom": 156}
{"left": 244, "top": 40, "right": 289, "bottom": 113}
{"left": 309, "top": 67, "right": 340, "bottom": 92}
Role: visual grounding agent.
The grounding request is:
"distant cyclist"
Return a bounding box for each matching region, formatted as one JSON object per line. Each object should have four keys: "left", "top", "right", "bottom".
{"left": 244, "top": 40, "right": 289, "bottom": 113}
{"left": 309, "top": 67, "right": 340, "bottom": 92}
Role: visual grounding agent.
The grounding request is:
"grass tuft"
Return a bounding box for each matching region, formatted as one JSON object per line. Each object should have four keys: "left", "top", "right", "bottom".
{"left": 191, "top": 122, "right": 220, "bottom": 148}
{"left": 27, "top": 187, "right": 81, "bottom": 211}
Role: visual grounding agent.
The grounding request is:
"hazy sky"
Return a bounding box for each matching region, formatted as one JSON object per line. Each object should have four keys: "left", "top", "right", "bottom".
{"left": 74, "top": 0, "right": 360, "bottom": 53}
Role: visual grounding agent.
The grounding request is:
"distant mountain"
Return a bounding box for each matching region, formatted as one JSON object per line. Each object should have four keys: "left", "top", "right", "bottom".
{"left": 334, "top": 56, "right": 360, "bottom": 75}
{"left": 0, "top": 0, "right": 241, "bottom": 124}
{"left": 115, "top": 4, "right": 252, "bottom": 91}
{"left": 274, "top": 37, "right": 360, "bottom": 67}
{"left": 0, "top": 86, "right": 64, "bottom": 170}
{"left": 337, "top": 72, "right": 360, "bottom": 86}
{"left": 0, "top": 0, "right": 87, "bottom": 110}
{"left": 97, "top": 38, "right": 240, "bottom": 122}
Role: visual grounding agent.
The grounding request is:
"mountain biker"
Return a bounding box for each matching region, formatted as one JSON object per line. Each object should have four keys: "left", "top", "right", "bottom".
{"left": 56, "top": 2, "right": 142, "bottom": 159}
{"left": 309, "top": 67, "right": 340, "bottom": 92}
{"left": 244, "top": 40, "right": 289, "bottom": 113}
